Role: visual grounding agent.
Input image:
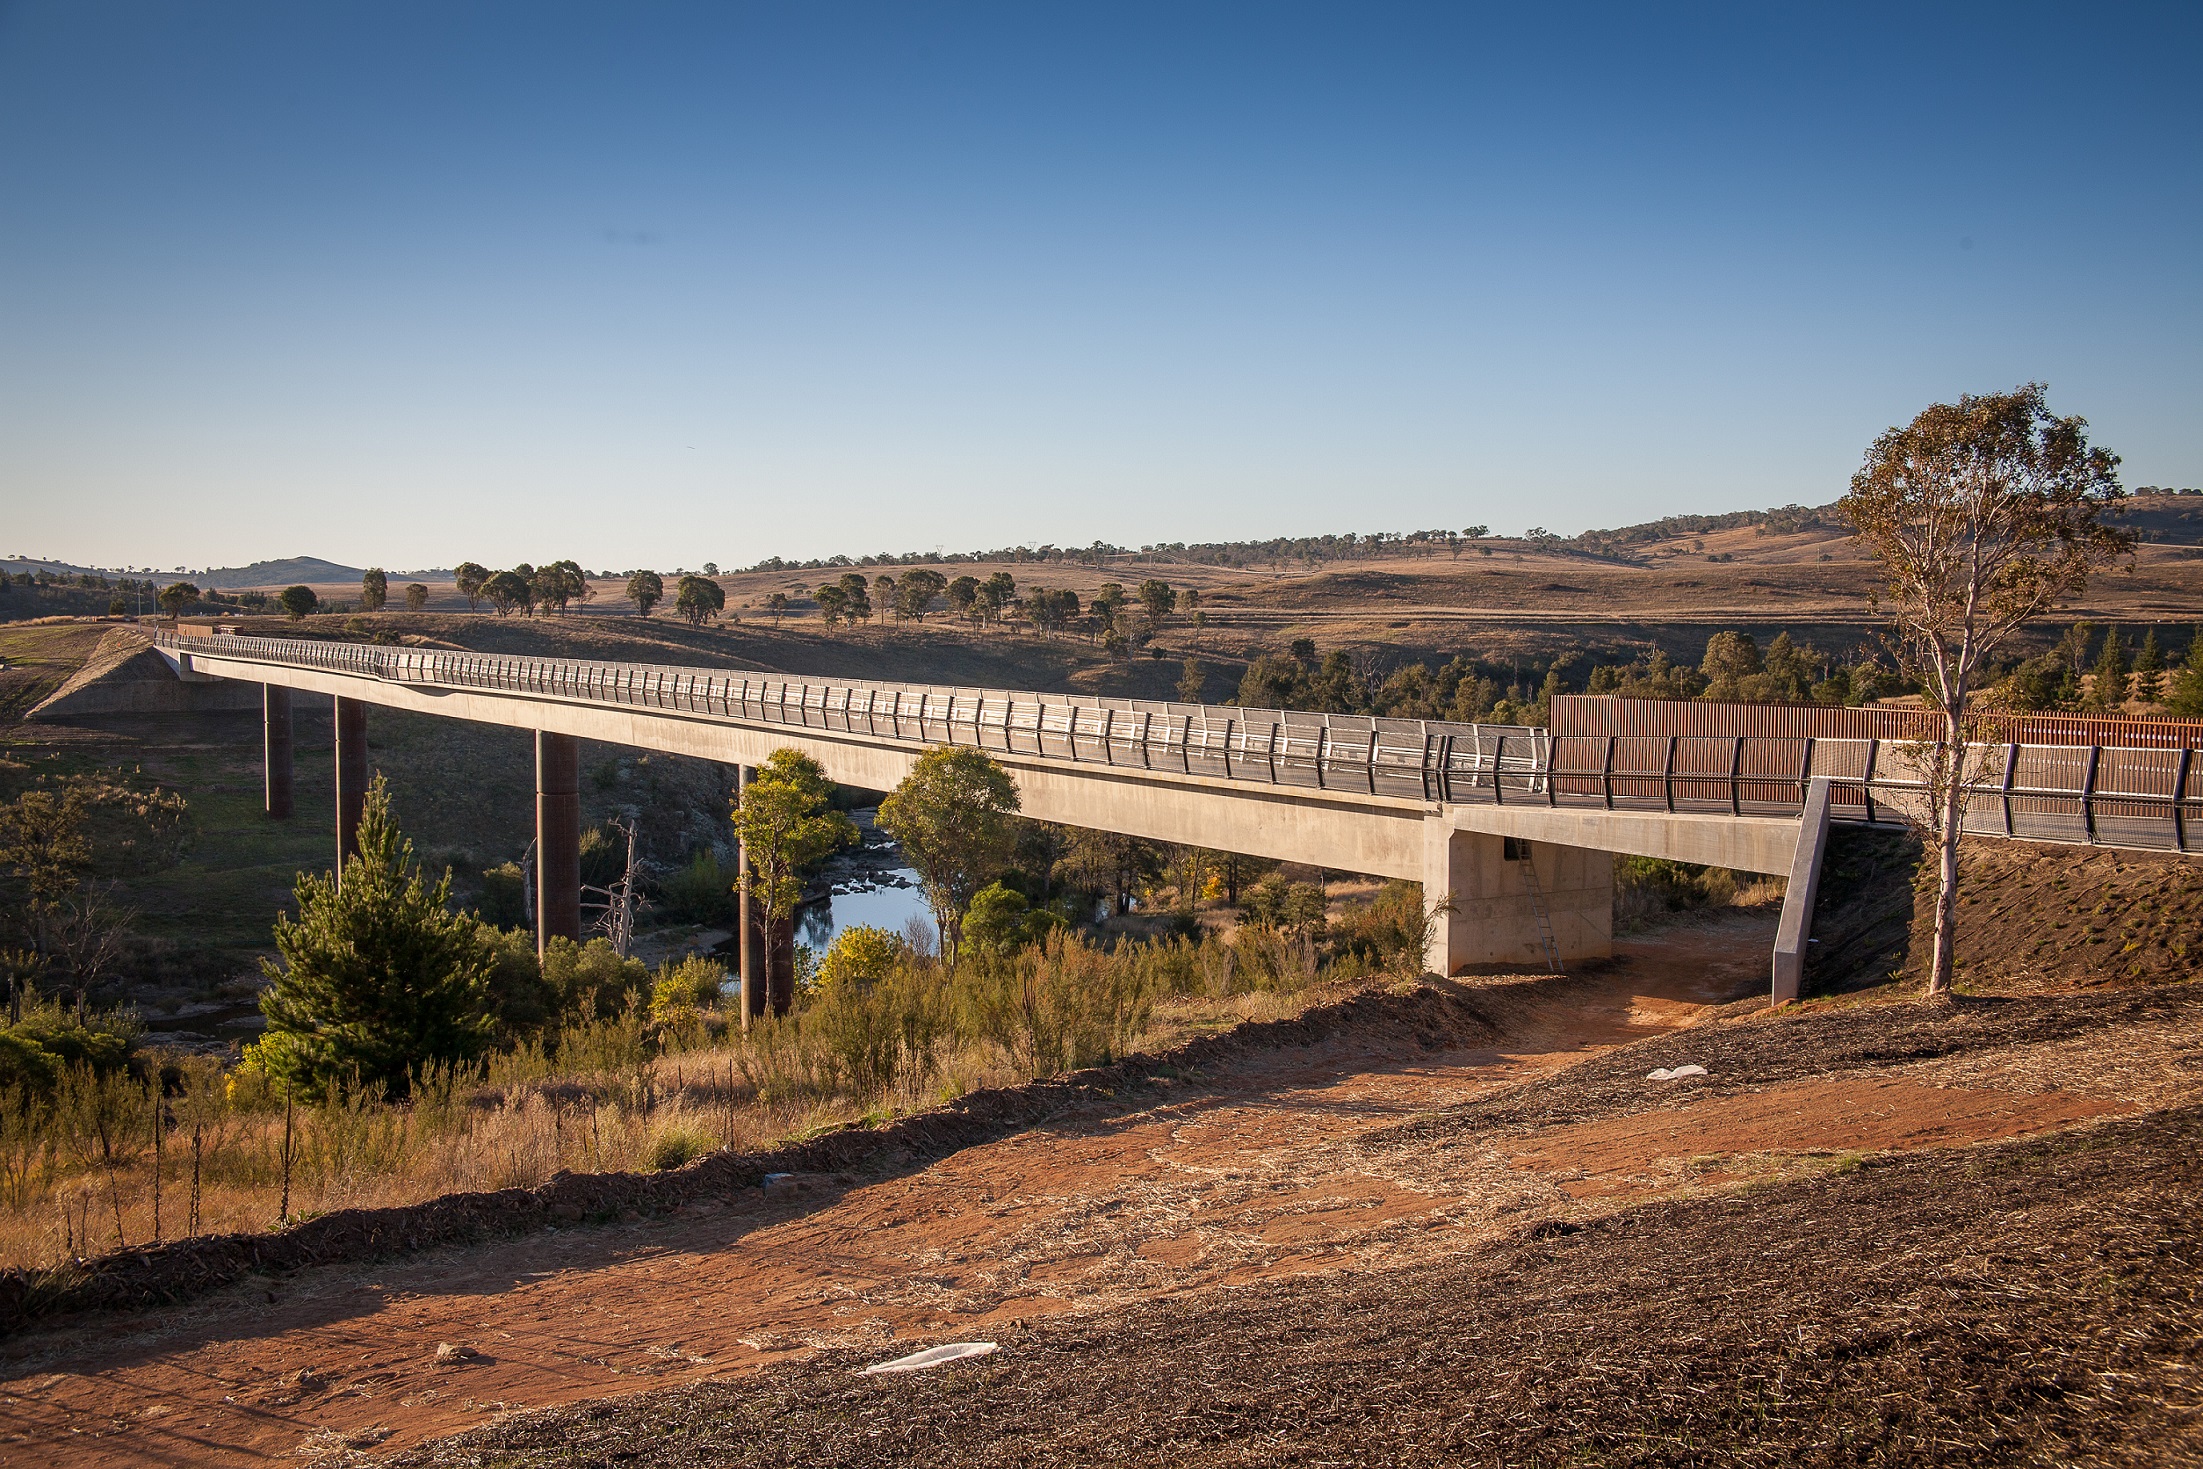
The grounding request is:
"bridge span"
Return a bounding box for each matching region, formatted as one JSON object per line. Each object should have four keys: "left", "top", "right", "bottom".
{"left": 152, "top": 631, "right": 2199, "bottom": 1003}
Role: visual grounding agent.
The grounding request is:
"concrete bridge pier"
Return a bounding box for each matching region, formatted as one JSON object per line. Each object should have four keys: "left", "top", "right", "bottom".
{"left": 1422, "top": 819, "right": 1614, "bottom": 976}
{"left": 263, "top": 685, "right": 293, "bottom": 820}
{"left": 335, "top": 696, "right": 368, "bottom": 876}
{"left": 535, "top": 732, "right": 583, "bottom": 961}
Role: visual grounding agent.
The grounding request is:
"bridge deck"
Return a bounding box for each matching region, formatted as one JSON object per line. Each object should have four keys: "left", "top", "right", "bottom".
{"left": 156, "top": 631, "right": 2199, "bottom": 859}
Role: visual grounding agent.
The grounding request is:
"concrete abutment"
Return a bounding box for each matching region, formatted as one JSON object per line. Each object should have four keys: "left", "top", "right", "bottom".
{"left": 1422, "top": 819, "right": 1614, "bottom": 976}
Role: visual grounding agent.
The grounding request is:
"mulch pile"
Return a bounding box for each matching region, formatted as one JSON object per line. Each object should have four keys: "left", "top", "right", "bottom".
{"left": 0, "top": 979, "right": 1498, "bottom": 1337}
{"left": 401, "top": 1099, "right": 2203, "bottom": 1468}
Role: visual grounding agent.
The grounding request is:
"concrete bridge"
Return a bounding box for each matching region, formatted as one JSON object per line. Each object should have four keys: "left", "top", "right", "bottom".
{"left": 151, "top": 631, "right": 2200, "bottom": 1005}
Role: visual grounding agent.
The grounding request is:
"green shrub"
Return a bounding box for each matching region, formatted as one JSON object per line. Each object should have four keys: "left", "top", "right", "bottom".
{"left": 817, "top": 925, "right": 904, "bottom": 989}
{"left": 1615, "top": 856, "right": 1745, "bottom": 930}
{"left": 808, "top": 959, "right": 954, "bottom": 1095}
{"left": 649, "top": 955, "right": 729, "bottom": 1023}
{"left": 960, "top": 884, "right": 1064, "bottom": 957}
{"left": 656, "top": 853, "right": 739, "bottom": 926}
{"left": 1326, "top": 881, "right": 1430, "bottom": 975}
{"left": 645, "top": 1124, "right": 715, "bottom": 1171}
{"left": 958, "top": 929, "right": 1153, "bottom": 1080}
{"left": 474, "top": 863, "right": 528, "bottom": 929}
{"left": 540, "top": 937, "right": 651, "bottom": 1023}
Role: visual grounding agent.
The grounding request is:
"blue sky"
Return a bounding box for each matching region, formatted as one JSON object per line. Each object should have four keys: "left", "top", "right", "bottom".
{"left": 2, "top": 2, "right": 2197, "bottom": 571}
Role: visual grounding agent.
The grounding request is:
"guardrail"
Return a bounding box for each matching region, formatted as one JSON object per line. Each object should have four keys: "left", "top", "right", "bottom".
{"left": 157, "top": 631, "right": 1549, "bottom": 803}
{"left": 159, "top": 632, "right": 2201, "bottom": 854}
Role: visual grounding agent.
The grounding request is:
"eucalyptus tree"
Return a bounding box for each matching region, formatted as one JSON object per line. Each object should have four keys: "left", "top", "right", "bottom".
{"left": 878, "top": 747, "right": 1020, "bottom": 964}
{"left": 482, "top": 571, "right": 532, "bottom": 616}
{"left": 731, "top": 751, "right": 856, "bottom": 1015}
{"left": 1839, "top": 382, "right": 2128, "bottom": 997}
{"left": 624, "top": 570, "right": 663, "bottom": 617}
{"left": 453, "top": 562, "right": 490, "bottom": 611}
{"left": 674, "top": 574, "right": 725, "bottom": 626}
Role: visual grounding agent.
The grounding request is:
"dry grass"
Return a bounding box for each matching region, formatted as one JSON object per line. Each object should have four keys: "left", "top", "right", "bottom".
{"left": 0, "top": 930, "right": 1357, "bottom": 1272}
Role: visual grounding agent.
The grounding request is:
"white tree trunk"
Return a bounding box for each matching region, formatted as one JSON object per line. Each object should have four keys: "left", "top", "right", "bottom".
{"left": 1926, "top": 709, "right": 1966, "bottom": 997}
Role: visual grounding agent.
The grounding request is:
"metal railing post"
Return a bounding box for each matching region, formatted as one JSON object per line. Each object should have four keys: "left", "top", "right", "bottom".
{"left": 1663, "top": 736, "right": 1677, "bottom": 813}
{"left": 1862, "top": 738, "right": 1880, "bottom": 824}
{"left": 1601, "top": 735, "right": 1615, "bottom": 810}
{"left": 2081, "top": 745, "right": 2101, "bottom": 842}
{"left": 1729, "top": 736, "right": 1743, "bottom": 817}
{"left": 2002, "top": 742, "right": 2021, "bottom": 837}
{"left": 2174, "top": 747, "right": 2192, "bottom": 854}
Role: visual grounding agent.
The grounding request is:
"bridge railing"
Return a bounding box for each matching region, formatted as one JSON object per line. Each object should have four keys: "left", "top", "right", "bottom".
{"left": 160, "top": 632, "right": 2200, "bottom": 853}
{"left": 158, "top": 631, "right": 1549, "bottom": 802}
{"left": 1546, "top": 732, "right": 2198, "bottom": 852}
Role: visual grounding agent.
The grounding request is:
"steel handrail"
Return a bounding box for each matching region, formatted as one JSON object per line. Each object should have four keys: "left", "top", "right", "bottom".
{"left": 159, "top": 631, "right": 2201, "bottom": 854}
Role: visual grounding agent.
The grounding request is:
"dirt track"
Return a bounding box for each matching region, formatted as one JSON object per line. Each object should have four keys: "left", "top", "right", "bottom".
{"left": 2, "top": 919, "right": 2187, "bottom": 1466}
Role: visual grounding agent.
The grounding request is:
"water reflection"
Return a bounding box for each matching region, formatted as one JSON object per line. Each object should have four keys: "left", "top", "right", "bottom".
{"left": 796, "top": 868, "right": 932, "bottom": 951}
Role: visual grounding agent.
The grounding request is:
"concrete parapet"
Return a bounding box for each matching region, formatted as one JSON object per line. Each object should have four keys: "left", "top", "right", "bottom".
{"left": 1771, "top": 778, "right": 1833, "bottom": 1004}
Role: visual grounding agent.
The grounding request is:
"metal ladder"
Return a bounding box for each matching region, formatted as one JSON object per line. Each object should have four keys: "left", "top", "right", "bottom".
{"left": 1518, "top": 854, "right": 1563, "bottom": 975}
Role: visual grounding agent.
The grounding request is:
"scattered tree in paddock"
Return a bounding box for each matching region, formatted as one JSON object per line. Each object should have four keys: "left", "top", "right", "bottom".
{"left": 359, "top": 568, "right": 387, "bottom": 612}
{"left": 277, "top": 585, "right": 318, "bottom": 620}
{"left": 674, "top": 575, "right": 725, "bottom": 627}
{"left": 404, "top": 582, "right": 429, "bottom": 611}
{"left": 453, "top": 561, "right": 490, "bottom": 611}
{"left": 1138, "top": 579, "right": 1177, "bottom": 628}
{"left": 482, "top": 570, "right": 532, "bottom": 616}
{"left": 625, "top": 570, "right": 663, "bottom": 618}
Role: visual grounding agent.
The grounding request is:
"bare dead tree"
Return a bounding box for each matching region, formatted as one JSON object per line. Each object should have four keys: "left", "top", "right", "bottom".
{"left": 584, "top": 814, "right": 646, "bottom": 957}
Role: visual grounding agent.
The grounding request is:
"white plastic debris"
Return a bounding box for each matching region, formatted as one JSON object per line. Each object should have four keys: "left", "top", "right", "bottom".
{"left": 761, "top": 1172, "right": 793, "bottom": 1186}
{"left": 863, "top": 1342, "right": 1000, "bottom": 1375}
{"left": 1646, "top": 1064, "right": 1708, "bottom": 1081}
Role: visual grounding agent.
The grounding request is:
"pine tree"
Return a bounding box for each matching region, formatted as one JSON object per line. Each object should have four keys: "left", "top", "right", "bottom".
{"left": 2132, "top": 629, "right": 2165, "bottom": 705}
{"left": 257, "top": 779, "right": 499, "bottom": 1095}
{"left": 2087, "top": 630, "right": 2129, "bottom": 712}
{"left": 2166, "top": 626, "right": 2203, "bottom": 718}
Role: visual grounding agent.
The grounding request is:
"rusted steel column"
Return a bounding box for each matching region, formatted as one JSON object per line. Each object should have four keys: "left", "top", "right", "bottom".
{"left": 264, "top": 685, "right": 294, "bottom": 820}
{"left": 736, "top": 765, "right": 761, "bottom": 1027}
{"left": 335, "top": 696, "right": 367, "bottom": 875}
{"left": 535, "top": 731, "right": 583, "bottom": 961}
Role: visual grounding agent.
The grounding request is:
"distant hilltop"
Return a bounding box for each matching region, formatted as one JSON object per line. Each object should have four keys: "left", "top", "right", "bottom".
{"left": 198, "top": 556, "right": 365, "bottom": 589}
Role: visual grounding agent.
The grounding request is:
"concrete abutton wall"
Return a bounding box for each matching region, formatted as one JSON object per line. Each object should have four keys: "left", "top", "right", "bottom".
{"left": 1422, "top": 821, "right": 1614, "bottom": 975}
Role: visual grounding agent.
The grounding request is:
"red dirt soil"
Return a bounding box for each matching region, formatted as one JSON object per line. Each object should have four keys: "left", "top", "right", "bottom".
{"left": 0, "top": 919, "right": 2141, "bottom": 1466}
